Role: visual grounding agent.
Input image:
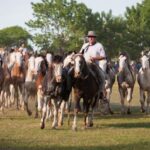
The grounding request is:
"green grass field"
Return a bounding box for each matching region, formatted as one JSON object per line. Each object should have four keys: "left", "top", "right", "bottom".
{"left": 0, "top": 82, "right": 150, "bottom": 150}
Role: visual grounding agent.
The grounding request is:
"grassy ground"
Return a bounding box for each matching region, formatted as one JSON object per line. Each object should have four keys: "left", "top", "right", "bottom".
{"left": 0, "top": 82, "right": 150, "bottom": 150}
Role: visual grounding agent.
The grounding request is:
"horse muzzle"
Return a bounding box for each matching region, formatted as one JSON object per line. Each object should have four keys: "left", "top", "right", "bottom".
{"left": 74, "top": 71, "right": 81, "bottom": 78}
{"left": 56, "top": 75, "right": 62, "bottom": 83}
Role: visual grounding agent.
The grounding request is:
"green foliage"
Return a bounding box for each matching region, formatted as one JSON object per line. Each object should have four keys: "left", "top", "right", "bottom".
{"left": 26, "top": 0, "right": 96, "bottom": 52}
{"left": 25, "top": 0, "right": 150, "bottom": 59}
{"left": 0, "top": 26, "right": 31, "bottom": 47}
{"left": 97, "top": 11, "right": 126, "bottom": 58}
{"left": 124, "top": 0, "right": 150, "bottom": 59}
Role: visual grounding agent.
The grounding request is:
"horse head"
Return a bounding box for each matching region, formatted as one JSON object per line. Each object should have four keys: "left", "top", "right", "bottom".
{"left": 140, "top": 54, "right": 150, "bottom": 72}
{"left": 73, "top": 54, "right": 89, "bottom": 79}
{"left": 40, "top": 60, "right": 47, "bottom": 76}
{"left": 52, "top": 55, "right": 63, "bottom": 83}
{"left": 118, "top": 55, "right": 128, "bottom": 72}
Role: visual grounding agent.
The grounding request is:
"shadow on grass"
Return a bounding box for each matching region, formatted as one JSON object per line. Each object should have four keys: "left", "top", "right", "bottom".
{"left": 94, "top": 104, "right": 150, "bottom": 120}
{"left": 0, "top": 141, "right": 149, "bottom": 150}
{"left": 103, "top": 122, "right": 150, "bottom": 129}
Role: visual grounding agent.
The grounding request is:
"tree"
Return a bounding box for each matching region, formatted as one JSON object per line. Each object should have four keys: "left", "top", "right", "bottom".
{"left": 98, "top": 11, "right": 126, "bottom": 58}
{"left": 26, "top": 0, "right": 98, "bottom": 53}
{"left": 124, "top": 1, "right": 150, "bottom": 59}
{"left": 0, "top": 26, "right": 31, "bottom": 47}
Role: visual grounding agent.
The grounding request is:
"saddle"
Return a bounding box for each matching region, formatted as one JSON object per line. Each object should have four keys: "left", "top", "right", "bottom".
{"left": 87, "top": 63, "right": 105, "bottom": 92}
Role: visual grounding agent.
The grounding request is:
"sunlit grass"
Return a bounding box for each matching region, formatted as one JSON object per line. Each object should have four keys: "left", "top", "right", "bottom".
{"left": 0, "top": 81, "right": 150, "bottom": 150}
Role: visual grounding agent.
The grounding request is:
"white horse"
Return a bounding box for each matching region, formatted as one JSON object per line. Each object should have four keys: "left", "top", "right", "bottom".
{"left": 137, "top": 54, "right": 150, "bottom": 114}
{"left": 104, "top": 62, "right": 116, "bottom": 114}
{"left": 117, "top": 54, "right": 136, "bottom": 114}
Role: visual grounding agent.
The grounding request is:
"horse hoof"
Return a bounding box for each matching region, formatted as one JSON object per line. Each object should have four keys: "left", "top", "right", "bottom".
{"left": 141, "top": 109, "right": 145, "bottom": 113}
{"left": 52, "top": 123, "right": 58, "bottom": 129}
{"left": 28, "top": 111, "right": 32, "bottom": 116}
{"left": 52, "top": 126, "right": 57, "bottom": 129}
{"left": 34, "top": 115, "right": 38, "bottom": 119}
{"left": 109, "top": 109, "right": 114, "bottom": 115}
{"left": 110, "top": 111, "right": 114, "bottom": 115}
{"left": 72, "top": 126, "right": 77, "bottom": 131}
{"left": 90, "top": 122, "right": 94, "bottom": 127}
{"left": 127, "top": 109, "right": 131, "bottom": 115}
{"left": 86, "top": 122, "right": 93, "bottom": 129}
{"left": 121, "top": 111, "right": 126, "bottom": 115}
{"left": 58, "top": 122, "right": 63, "bottom": 127}
{"left": 40, "top": 123, "right": 45, "bottom": 129}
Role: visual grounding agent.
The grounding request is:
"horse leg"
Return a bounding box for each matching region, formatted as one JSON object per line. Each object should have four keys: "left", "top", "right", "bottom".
{"left": 18, "top": 84, "right": 24, "bottom": 110}
{"left": 72, "top": 110, "right": 78, "bottom": 131}
{"left": 58, "top": 100, "right": 66, "bottom": 127}
{"left": 45, "top": 103, "right": 51, "bottom": 121}
{"left": 146, "top": 92, "right": 150, "bottom": 114}
{"left": 51, "top": 99, "right": 58, "bottom": 129}
{"left": 126, "top": 88, "right": 132, "bottom": 114}
{"left": 45, "top": 100, "right": 53, "bottom": 121}
{"left": 40, "top": 96, "right": 48, "bottom": 129}
{"left": 119, "top": 88, "right": 126, "bottom": 114}
{"left": 67, "top": 91, "right": 73, "bottom": 126}
{"left": 140, "top": 88, "right": 145, "bottom": 113}
{"left": 0, "top": 90, "right": 4, "bottom": 113}
{"left": 37, "top": 87, "right": 43, "bottom": 112}
{"left": 105, "top": 88, "right": 113, "bottom": 114}
{"left": 35, "top": 97, "right": 38, "bottom": 118}
{"left": 85, "top": 104, "right": 93, "bottom": 128}
{"left": 72, "top": 95, "right": 81, "bottom": 131}
{"left": 14, "top": 85, "right": 19, "bottom": 110}
{"left": 4, "top": 92, "right": 8, "bottom": 108}
{"left": 7, "top": 91, "right": 11, "bottom": 108}
{"left": 10, "top": 84, "right": 15, "bottom": 105}
{"left": 23, "top": 91, "right": 32, "bottom": 116}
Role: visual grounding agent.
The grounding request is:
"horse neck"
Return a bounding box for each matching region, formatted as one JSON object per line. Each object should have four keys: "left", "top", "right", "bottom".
{"left": 47, "top": 66, "right": 54, "bottom": 81}
{"left": 81, "top": 61, "right": 90, "bottom": 79}
{"left": 123, "top": 63, "right": 135, "bottom": 82}
{"left": 141, "top": 68, "right": 150, "bottom": 79}
{"left": 2, "top": 64, "right": 10, "bottom": 77}
{"left": 25, "top": 69, "right": 33, "bottom": 82}
{"left": 40, "top": 61, "right": 47, "bottom": 76}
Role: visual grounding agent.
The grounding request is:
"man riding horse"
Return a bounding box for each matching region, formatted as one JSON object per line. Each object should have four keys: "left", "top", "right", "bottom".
{"left": 80, "top": 31, "right": 106, "bottom": 95}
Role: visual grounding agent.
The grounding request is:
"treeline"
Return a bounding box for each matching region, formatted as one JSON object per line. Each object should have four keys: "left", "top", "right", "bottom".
{"left": 0, "top": 0, "right": 150, "bottom": 59}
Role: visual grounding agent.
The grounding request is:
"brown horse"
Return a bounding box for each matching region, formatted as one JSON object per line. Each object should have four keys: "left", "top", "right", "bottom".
{"left": 40, "top": 55, "right": 71, "bottom": 129}
{"left": 69, "top": 54, "right": 105, "bottom": 130}
{"left": 0, "top": 51, "right": 12, "bottom": 111}
{"left": 23, "top": 58, "right": 47, "bottom": 117}
{"left": 10, "top": 51, "right": 25, "bottom": 110}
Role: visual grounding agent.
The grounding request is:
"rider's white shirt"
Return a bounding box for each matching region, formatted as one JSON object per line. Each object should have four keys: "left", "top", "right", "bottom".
{"left": 82, "top": 42, "right": 106, "bottom": 64}
{"left": 81, "top": 42, "right": 107, "bottom": 72}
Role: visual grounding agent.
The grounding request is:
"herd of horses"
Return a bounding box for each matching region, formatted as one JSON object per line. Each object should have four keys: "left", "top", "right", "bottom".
{"left": 0, "top": 49, "right": 149, "bottom": 130}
